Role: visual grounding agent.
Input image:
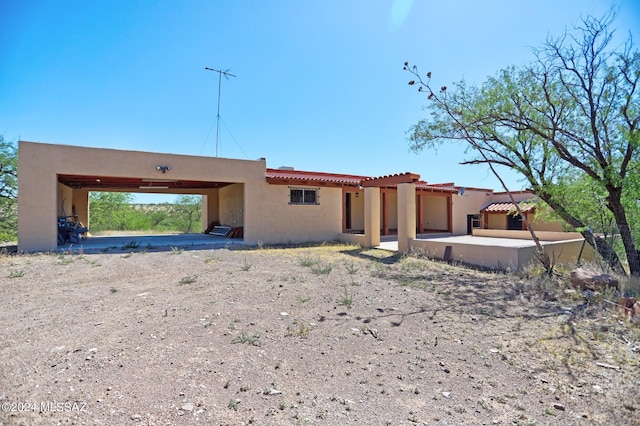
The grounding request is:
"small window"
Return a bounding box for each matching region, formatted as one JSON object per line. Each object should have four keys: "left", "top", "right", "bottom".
{"left": 289, "top": 187, "right": 319, "bottom": 205}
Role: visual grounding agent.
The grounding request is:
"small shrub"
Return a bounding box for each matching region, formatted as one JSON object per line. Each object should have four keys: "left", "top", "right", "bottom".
{"left": 8, "top": 269, "right": 25, "bottom": 278}
{"left": 232, "top": 332, "right": 261, "bottom": 346}
{"left": 311, "top": 263, "right": 332, "bottom": 275}
{"left": 340, "top": 288, "right": 353, "bottom": 307}
{"left": 241, "top": 259, "right": 252, "bottom": 271}
{"left": 344, "top": 261, "right": 358, "bottom": 275}
{"left": 227, "top": 399, "right": 240, "bottom": 411}
{"left": 369, "top": 263, "right": 385, "bottom": 278}
{"left": 300, "top": 256, "right": 319, "bottom": 267}
{"left": 178, "top": 275, "right": 198, "bottom": 285}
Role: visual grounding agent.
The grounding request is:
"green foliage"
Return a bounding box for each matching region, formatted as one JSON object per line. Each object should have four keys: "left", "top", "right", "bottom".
{"left": 406, "top": 11, "right": 640, "bottom": 274}
{"left": 0, "top": 136, "right": 18, "bottom": 241}
{"left": 89, "top": 192, "right": 136, "bottom": 231}
{"left": 167, "top": 195, "right": 202, "bottom": 233}
{"left": 88, "top": 193, "right": 202, "bottom": 233}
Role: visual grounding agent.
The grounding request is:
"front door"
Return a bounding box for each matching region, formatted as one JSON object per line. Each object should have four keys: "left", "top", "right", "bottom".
{"left": 345, "top": 193, "right": 352, "bottom": 230}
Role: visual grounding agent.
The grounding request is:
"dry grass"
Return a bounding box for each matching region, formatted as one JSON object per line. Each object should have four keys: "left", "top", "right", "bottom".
{"left": 0, "top": 243, "right": 638, "bottom": 425}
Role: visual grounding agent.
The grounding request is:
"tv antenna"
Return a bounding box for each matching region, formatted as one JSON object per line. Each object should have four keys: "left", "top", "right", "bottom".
{"left": 205, "top": 67, "right": 237, "bottom": 157}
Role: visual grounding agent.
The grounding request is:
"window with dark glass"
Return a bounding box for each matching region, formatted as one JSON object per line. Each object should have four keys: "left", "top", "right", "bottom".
{"left": 289, "top": 187, "right": 318, "bottom": 205}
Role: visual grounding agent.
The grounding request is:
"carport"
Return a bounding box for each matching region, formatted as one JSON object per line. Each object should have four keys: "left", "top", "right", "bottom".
{"left": 18, "top": 142, "right": 265, "bottom": 251}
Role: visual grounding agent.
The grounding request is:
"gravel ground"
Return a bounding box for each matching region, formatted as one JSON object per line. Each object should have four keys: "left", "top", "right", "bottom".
{"left": 0, "top": 243, "right": 638, "bottom": 425}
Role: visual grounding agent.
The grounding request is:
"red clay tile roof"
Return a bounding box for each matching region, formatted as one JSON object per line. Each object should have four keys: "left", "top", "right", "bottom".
{"left": 416, "top": 181, "right": 458, "bottom": 193}
{"left": 266, "top": 168, "right": 366, "bottom": 185}
{"left": 481, "top": 201, "right": 536, "bottom": 213}
{"left": 266, "top": 168, "right": 458, "bottom": 193}
{"left": 361, "top": 172, "right": 420, "bottom": 187}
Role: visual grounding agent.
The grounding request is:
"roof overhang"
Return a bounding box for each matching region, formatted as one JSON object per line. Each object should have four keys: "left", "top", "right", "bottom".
{"left": 58, "top": 174, "right": 232, "bottom": 191}
{"left": 481, "top": 201, "right": 536, "bottom": 214}
{"left": 361, "top": 172, "right": 420, "bottom": 188}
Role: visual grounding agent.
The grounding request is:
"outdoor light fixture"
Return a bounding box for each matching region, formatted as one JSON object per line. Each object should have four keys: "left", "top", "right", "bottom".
{"left": 156, "top": 165, "right": 171, "bottom": 173}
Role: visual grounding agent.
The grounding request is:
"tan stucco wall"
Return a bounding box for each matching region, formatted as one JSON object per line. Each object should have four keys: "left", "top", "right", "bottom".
{"left": 57, "top": 183, "right": 73, "bottom": 217}
{"left": 491, "top": 191, "right": 535, "bottom": 203}
{"left": 364, "top": 187, "right": 381, "bottom": 247}
{"left": 473, "top": 229, "right": 584, "bottom": 241}
{"left": 72, "top": 189, "right": 90, "bottom": 228}
{"left": 219, "top": 184, "right": 244, "bottom": 227}
{"left": 18, "top": 141, "right": 266, "bottom": 251}
{"left": 451, "top": 189, "right": 492, "bottom": 234}
{"left": 410, "top": 238, "right": 520, "bottom": 269}
{"left": 338, "top": 232, "right": 367, "bottom": 246}
{"left": 247, "top": 184, "right": 343, "bottom": 244}
{"left": 350, "top": 191, "right": 365, "bottom": 230}
{"left": 487, "top": 213, "right": 507, "bottom": 229}
{"left": 397, "top": 183, "right": 416, "bottom": 253}
{"left": 410, "top": 237, "right": 595, "bottom": 271}
{"left": 383, "top": 191, "right": 398, "bottom": 230}
{"left": 518, "top": 240, "right": 597, "bottom": 269}
{"left": 423, "top": 194, "right": 448, "bottom": 231}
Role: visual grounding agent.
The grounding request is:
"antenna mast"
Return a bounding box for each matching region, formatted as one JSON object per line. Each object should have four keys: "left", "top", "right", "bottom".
{"left": 205, "top": 67, "right": 237, "bottom": 157}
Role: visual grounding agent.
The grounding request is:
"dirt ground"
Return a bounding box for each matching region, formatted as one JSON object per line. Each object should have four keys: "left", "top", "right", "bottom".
{"left": 0, "top": 243, "right": 638, "bottom": 425}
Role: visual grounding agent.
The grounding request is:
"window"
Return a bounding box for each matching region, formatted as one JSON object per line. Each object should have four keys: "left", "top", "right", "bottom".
{"left": 289, "top": 187, "right": 319, "bottom": 205}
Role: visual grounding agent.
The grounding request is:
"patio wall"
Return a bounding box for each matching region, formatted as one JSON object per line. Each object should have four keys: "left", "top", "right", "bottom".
{"left": 472, "top": 229, "right": 583, "bottom": 241}
{"left": 409, "top": 238, "right": 521, "bottom": 270}
{"left": 338, "top": 233, "right": 367, "bottom": 246}
{"left": 409, "top": 236, "right": 596, "bottom": 271}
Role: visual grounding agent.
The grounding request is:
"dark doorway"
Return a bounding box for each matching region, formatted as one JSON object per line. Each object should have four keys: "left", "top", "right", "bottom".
{"left": 507, "top": 214, "right": 523, "bottom": 230}
{"left": 466, "top": 214, "right": 481, "bottom": 235}
{"left": 345, "top": 193, "right": 352, "bottom": 230}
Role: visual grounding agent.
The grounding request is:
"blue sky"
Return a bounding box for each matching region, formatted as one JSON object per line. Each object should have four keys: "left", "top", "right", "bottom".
{"left": 1, "top": 1, "right": 639, "bottom": 203}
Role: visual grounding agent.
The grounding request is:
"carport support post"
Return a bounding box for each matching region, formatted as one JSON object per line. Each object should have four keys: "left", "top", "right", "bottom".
{"left": 72, "top": 188, "right": 89, "bottom": 229}
{"left": 364, "top": 187, "right": 380, "bottom": 248}
{"left": 397, "top": 183, "right": 416, "bottom": 254}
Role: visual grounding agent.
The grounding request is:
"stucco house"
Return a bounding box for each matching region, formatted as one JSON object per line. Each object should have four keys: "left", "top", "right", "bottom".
{"left": 18, "top": 141, "right": 590, "bottom": 269}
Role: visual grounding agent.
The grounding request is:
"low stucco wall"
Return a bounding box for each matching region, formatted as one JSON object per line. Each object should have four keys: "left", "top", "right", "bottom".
{"left": 337, "top": 233, "right": 367, "bottom": 247}
{"left": 517, "top": 239, "right": 597, "bottom": 269}
{"left": 410, "top": 236, "right": 596, "bottom": 271}
{"left": 473, "top": 229, "right": 583, "bottom": 241}
{"left": 410, "top": 239, "right": 521, "bottom": 270}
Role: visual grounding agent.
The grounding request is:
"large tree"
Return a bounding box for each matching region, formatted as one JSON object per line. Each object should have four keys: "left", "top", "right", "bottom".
{"left": 0, "top": 136, "right": 18, "bottom": 241}
{"left": 406, "top": 11, "right": 640, "bottom": 275}
{"left": 89, "top": 192, "right": 136, "bottom": 231}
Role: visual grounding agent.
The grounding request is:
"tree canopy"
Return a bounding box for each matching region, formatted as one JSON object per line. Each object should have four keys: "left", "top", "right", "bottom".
{"left": 406, "top": 11, "right": 640, "bottom": 275}
{"left": 0, "top": 136, "right": 18, "bottom": 241}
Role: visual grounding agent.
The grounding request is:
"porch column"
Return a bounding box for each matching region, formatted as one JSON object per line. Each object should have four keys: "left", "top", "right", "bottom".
{"left": 397, "top": 183, "right": 416, "bottom": 253}
{"left": 364, "top": 187, "right": 380, "bottom": 248}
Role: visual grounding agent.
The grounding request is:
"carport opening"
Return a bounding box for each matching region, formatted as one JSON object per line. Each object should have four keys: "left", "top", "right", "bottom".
{"left": 56, "top": 174, "right": 245, "bottom": 245}
{"left": 87, "top": 192, "right": 204, "bottom": 235}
